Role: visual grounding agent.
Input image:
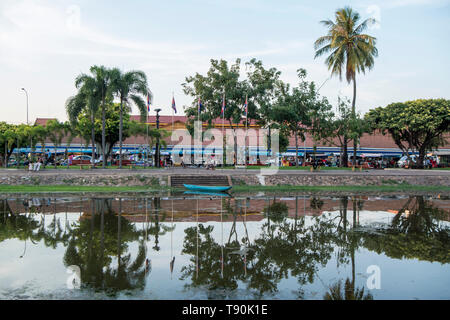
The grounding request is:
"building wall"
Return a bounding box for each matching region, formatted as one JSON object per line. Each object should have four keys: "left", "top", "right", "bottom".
{"left": 33, "top": 116, "right": 450, "bottom": 151}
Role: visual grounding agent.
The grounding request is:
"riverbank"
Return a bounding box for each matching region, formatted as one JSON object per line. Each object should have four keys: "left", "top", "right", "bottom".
{"left": 0, "top": 184, "right": 448, "bottom": 198}
{"left": 0, "top": 168, "right": 449, "bottom": 188}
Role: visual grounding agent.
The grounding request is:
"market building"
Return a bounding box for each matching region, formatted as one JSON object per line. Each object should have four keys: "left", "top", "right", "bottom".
{"left": 27, "top": 115, "right": 450, "bottom": 166}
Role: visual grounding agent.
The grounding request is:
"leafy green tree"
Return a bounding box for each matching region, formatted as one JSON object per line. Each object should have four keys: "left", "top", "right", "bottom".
{"left": 306, "top": 90, "right": 334, "bottom": 165}
{"left": 314, "top": 6, "right": 378, "bottom": 165}
{"left": 110, "top": 69, "right": 149, "bottom": 168}
{"left": 183, "top": 59, "right": 245, "bottom": 164}
{"left": 183, "top": 59, "right": 283, "bottom": 165}
{"left": 0, "top": 122, "right": 17, "bottom": 167}
{"left": 318, "top": 97, "right": 355, "bottom": 166}
{"left": 31, "top": 125, "right": 48, "bottom": 155}
{"left": 271, "top": 69, "right": 331, "bottom": 166}
{"left": 365, "top": 99, "right": 450, "bottom": 168}
{"left": 271, "top": 70, "right": 308, "bottom": 166}
{"left": 46, "top": 120, "right": 72, "bottom": 168}
{"left": 0, "top": 122, "right": 52, "bottom": 167}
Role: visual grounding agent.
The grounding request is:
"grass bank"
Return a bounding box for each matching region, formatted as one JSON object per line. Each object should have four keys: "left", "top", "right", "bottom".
{"left": 0, "top": 184, "right": 448, "bottom": 194}
{"left": 0, "top": 185, "right": 166, "bottom": 193}
{"left": 231, "top": 184, "right": 450, "bottom": 193}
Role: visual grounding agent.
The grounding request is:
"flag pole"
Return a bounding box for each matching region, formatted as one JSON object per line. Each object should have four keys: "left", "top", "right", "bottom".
{"left": 245, "top": 94, "right": 248, "bottom": 167}
{"left": 200, "top": 100, "right": 203, "bottom": 165}
{"left": 197, "top": 97, "right": 201, "bottom": 166}
{"left": 172, "top": 92, "right": 174, "bottom": 132}
{"left": 147, "top": 91, "right": 150, "bottom": 169}
{"left": 172, "top": 92, "right": 174, "bottom": 166}
{"left": 222, "top": 91, "right": 225, "bottom": 168}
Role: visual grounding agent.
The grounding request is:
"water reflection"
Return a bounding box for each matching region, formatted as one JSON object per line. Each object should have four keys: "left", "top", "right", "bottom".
{"left": 0, "top": 195, "right": 449, "bottom": 300}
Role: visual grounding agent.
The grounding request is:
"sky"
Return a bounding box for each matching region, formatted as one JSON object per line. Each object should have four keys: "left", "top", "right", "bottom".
{"left": 1, "top": 0, "right": 449, "bottom": 124}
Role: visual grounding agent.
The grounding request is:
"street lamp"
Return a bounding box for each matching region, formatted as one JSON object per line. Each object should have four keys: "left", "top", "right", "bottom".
{"left": 154, "top": 108, "right": 162, "bottom": 168}
{"left": 21, "top": 88, "right": 33, "bottom": 158}
{"left": 21, "top": 88, "right": 29, "bottom": 125}
{"left": 317, "top": 76, "right": 332, "bottom": 92}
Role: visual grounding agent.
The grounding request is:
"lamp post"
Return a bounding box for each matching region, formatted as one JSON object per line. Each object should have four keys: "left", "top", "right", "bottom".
{"left": 154, "top": 108, "right": 161, "bottom": 168}
{"left": 21, "top": 88, "right": 32, "bottom": 159}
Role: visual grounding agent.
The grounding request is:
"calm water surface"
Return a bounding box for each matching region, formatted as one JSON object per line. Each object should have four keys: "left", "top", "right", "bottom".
{"left": 0, "top": 194, "right": 449, "bottom": 300}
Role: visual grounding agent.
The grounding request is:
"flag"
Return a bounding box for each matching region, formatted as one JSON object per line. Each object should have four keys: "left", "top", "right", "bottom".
{"left": 172, "top": 96, "right": 177, "bottom": 114}
{"left": 221, "top": 95, "right": 226, "bottom": 116}
{"left": 147, "top": 94, "right": 151, "bottom": 113}
{"left": 244, "top": 96, "right": 248, "bottom": 117}
{"left": 198, "top": 98, "right": 203, "bottom": 114}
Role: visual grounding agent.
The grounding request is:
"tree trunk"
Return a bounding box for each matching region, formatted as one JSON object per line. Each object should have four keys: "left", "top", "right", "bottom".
{"left": 91, "top": 112, "right": 96, "bottom": 168}
{"left": 342, "top": 135, "right": 348, "bottom": 167}
{"left": 352, "top": 76, "right": 357, "bottom": 166}
{"left": 54, "top": 145, "right": 57, "bottom": 169}
{"left": 16, "top": 140, "right": 20, "bottom": 169}
{"left": 101, "top": 97, "right": 106, "bottom": 169}
{"left": 418, "top": 146, "right": 426, "bottom": 169}
{"left": 119, "top": 100, "right": 123, "bottom": 169}
{"left": 234, "top": 129, "right": 238, "bottom": 166}
{"left": 295, "top": 131, "right": 299, "bottom": 167}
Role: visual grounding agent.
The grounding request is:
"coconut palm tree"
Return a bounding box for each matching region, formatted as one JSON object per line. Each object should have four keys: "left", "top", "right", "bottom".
{"left": 314, "top": 6, "right": 378, "bottom": 166}
{"left": 74, "top": 66, "right": 113, "bottom": 168}
{"left": 66, "top": 75, "right": 100, "bottom": 167}
{"left": 110, "top": 69, "right": 149, "bottom": 168}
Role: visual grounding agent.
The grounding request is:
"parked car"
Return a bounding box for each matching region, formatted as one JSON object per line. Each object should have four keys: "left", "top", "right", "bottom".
{"left": 134, "top": 159, "right": 154, "bottom": 167}
{"left": 398, "top": 155, "right": 414, "bottom": 168}
{"left": 397, "top": 155, "right": 429, "bottom": 168}
{"left": 112, "top": 159, "right": 133, "bottom": 166}
{"left": 62, "top": 155, "right": 101, "bottom": 166}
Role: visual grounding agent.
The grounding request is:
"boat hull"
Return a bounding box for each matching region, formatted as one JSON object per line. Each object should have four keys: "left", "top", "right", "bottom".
{"left": 183, "top": 184, "right": 232, "bottom": 192}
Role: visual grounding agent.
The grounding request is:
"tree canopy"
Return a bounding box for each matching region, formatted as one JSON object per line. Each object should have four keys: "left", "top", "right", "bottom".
{"left": 365, "top": 99, "right": 450, "bottom": 168}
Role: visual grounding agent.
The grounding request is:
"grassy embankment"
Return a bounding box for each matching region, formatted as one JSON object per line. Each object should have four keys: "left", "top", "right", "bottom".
{"left": 3, "top": 165, "right": 450, "bottom": 171}
{"left": 0, "top": 184, "right": 448, "bottom": 194}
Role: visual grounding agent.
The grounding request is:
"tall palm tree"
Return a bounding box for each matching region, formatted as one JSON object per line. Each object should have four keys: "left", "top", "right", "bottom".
{"left": 110, "top": 69, "right": 149, "bottom": 168}
{"left": 66, "top": 75, "right": 100, "bottom": 167}
{"left": 74, "top": 66, "right": 114, "bottom": 168}
{"left": 314, "top": 6, "right": 378, "bottom": 166}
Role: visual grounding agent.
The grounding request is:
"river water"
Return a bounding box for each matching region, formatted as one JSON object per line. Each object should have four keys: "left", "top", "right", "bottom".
{"left": 0, "top": 194, "right": 449, "bottom": 300}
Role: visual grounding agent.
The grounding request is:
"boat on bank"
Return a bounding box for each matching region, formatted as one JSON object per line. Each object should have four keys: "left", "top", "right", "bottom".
{"left": 183, "top": 184, "right": 232, "bottom": 193}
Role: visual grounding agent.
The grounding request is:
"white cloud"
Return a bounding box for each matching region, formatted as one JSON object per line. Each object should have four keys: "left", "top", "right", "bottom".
{"left": 385, "top": 0, "right": 450, "bottom": 8}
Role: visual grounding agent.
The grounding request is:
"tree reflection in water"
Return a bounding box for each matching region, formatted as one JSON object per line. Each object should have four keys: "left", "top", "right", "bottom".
{"left": 180, "top": 195, "right": 449, "bottom": 300}
{"left": 63, "top": 198, "right": 150, "bottom": 296}
{"left": 1, "top": 195, "right": 449, "bottom": 299}
{"left": 180, "top": 196, "right": 339, "bottom": 299}
{"left": 355, "top": 196, "right": 450, "bottom": 264}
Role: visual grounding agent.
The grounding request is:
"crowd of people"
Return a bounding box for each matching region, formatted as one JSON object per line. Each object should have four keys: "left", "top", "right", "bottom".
{"left": 4, "top": 150, "right": 442, "bottom": 170}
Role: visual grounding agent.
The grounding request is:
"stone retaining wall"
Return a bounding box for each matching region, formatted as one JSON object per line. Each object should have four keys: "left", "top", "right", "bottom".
{"left": 1, "top": 172, "right": 448, "bottom": 187}
{"left": 0, "top": 173, "right": 168, "bottom": 187}
{"left": 232, "top": 174, "right": 450, "bottom": 187}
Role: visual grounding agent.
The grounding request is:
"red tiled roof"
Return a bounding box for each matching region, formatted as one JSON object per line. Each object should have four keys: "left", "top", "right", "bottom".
{"left": 131, "top": 115, "right": 259, "bottom": 126}
{"left": 34, "top": 118, "right": 57, "bottom": 126}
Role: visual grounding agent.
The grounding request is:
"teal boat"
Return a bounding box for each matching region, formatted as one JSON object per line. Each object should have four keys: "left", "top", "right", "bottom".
{"left": 183, "top": 184, "right": 232, "bottom": 192}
